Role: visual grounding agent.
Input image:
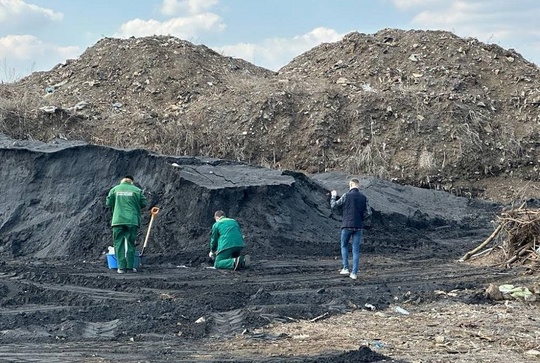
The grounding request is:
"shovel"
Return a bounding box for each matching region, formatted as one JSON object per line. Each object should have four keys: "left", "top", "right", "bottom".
{"left": 140, "top": 206, "right": 160, "bottom": 259}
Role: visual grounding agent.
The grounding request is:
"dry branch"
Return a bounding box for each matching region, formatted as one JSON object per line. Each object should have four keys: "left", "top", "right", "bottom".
{"left": 461, "top": 224, "right": 502, "bottom": 261}
{"left": 463, "top": 203, "right": 540, "bottom": 269}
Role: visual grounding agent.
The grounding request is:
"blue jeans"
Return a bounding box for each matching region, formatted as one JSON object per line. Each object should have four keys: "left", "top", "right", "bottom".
{"left": 341, "top": 228, "right": 362, "bottom": 274}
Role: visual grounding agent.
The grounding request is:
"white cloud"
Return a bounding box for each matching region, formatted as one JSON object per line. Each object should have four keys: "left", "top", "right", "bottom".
{"left": 0, "top": 35, "right": 78, "bottom": 59}
{"left": 116, "top": 13, "right": 225, "bottom": 39}
{"left": 390, "top": 0, "right": 540, "bottom": 65}
{"left": 391, "top": 0, "right": 539, "bottom": 34}
{"left": 160, "top": 0, "right": 219, "bottom": 16}
{"left": 391, "top": 0, "right": 444, "bottom": 10}
{"left": 0, "top": 35, "right": 80, "bottom": 81}
{"left": 215, "top": 27, "right": 344, "bottom": 71}
{"left": 0, "top": 0, "right": 63, "bottom": 32}
{"left": 413, "top": 2, "right": 480, "bottom": 26}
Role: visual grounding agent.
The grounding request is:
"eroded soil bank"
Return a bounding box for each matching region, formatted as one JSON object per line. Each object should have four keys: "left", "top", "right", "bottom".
{"left": 0, "top": 136, "right": 498, "bottom": 262}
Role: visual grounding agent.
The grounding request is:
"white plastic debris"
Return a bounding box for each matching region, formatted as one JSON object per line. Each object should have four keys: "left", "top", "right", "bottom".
{"left": 39, "top": 106, "right": 58, "bottom": 114}
{"left": 361, "top": 84, "right": 377, "bottom": 93}
{"left": 408, "top": 54, "right": 420, "bottom": 62}
{"left": 498, "top": 284, "right": 534, "bottom": 300}
{"left": 394, "top": 306, "right": 410, "bottom": 315}
{"left": 364, "top": 303, "right": 376, "bottom": 311}
{"left": 69, "top": 101, "right": 88, "bottom": 111}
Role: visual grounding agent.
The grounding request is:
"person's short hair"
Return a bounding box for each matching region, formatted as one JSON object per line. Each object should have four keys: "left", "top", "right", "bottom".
{"left": 349, "top": 178, "right": 360, "bottom": 187}
{"left": 124, "top": 175, "right": 134, "bottom": 181}
{"left": 214, "top": 210, "right": 225, "bottom": 218}
{"left": 121, "top": 176, "right": 134, "bottom": 184}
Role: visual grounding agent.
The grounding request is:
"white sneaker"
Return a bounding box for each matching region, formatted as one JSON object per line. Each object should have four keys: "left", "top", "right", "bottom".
{"left": 350, "top": 273, "right": 358, "bottom": 280}
{"left": 339, "top": 268, "right": 350, "bottom": 275}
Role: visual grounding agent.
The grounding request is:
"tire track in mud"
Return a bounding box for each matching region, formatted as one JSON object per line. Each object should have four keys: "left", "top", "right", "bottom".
{"left": 81, "top": 319, "right": 119, "bottom": 338}
{"left": 0, "top": 304, "right": 74, "bottom": 315}
{"left": 30, "top": 282, "right": 142, "bottom": 301}
{"left": 0, "top": 341, "right": 217, "bottom": 363}
{"left": 1, "top": 258, "right": 502, "bottom": 311}
{"left": 210, "top": 308, "right": 248, "bottom": 337}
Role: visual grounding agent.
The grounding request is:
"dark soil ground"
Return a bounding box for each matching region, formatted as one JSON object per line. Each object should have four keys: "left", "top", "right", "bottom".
{"left": 2, "top": 137, "right": 539, "bottom": 362}
{"left": 0, "top": 253, "right": 523, "bottom": 363}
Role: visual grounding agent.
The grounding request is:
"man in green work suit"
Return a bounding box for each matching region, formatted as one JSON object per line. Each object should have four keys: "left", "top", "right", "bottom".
{"left": 106, "top": 175, "right": 147, "bottom": 273}
{"left": 209, "top": 210, "right": 249, "bottom": 270}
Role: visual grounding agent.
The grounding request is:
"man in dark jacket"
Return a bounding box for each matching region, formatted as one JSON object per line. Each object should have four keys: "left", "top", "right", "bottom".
{"left": 209, "top": 210, "right": 249, "bottom": 270}
{"left": 330, "top": 178, "right": 371, "bottom": 280}
{"left": 106, "top": 175, "right": 147, "bottom": 273}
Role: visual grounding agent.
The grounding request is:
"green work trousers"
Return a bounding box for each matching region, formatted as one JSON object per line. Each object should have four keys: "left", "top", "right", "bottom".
{"left": 112, "top": 225, "right": 138, "bottom": 269}
{"left": 214, "top": 246, "right": 243, "bottom": 270}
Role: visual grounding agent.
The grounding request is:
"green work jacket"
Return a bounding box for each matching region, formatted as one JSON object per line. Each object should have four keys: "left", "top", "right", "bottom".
{"left": 106, "top": 181, "right": 147, "bottom": 227}
{"left": 210, "top": 217, "right": 244, "bottom": 253}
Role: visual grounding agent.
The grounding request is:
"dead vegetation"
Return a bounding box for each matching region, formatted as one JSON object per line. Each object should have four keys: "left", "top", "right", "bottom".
{"left": 463, "top": 202, "right": 540, "bottom": 270}
{"left": 208, "top": 299, "right": 540, "bottom": 362}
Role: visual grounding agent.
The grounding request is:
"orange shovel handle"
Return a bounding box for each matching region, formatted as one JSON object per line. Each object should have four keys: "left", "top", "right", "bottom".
{"left": 141, "top": 207, "right": 160, "bottom": 256}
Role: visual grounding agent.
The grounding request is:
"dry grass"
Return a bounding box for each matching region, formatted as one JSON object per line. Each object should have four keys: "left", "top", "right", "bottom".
{"left": 346, "top": 138, "right": 390, "bottom": 179}
{"left": 453, "top": 123, "right": 483, "bottom": 160}
{"left": 0, "top": 84, "right": 79, "bottom": 141}
{"left": 419, "top": 148, "right": 436, "bottom": 171}
{"left": 205, "top": 298, "right": 540, "bottom": 362}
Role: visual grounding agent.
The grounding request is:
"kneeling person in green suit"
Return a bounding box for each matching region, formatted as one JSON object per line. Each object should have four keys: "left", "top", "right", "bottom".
{"left": 209, "top": 210, "right": 249, "bottom": 270}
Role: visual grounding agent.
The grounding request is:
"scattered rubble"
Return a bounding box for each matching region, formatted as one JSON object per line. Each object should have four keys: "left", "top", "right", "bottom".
{"left": 1, "top": 29, "right": 539, "bottom": 201}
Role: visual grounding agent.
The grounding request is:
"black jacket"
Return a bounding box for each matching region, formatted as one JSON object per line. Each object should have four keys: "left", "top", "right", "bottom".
{"left": 331, "top": 188, "right": 371, "bottom": 229}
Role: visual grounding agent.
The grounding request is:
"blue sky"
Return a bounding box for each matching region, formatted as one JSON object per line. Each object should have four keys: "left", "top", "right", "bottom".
{"left": 1, "top": 0, "right": 539, "bottom": 82}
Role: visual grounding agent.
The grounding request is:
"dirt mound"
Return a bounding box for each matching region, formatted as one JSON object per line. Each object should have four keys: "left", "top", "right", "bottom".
{"left": 0, "top": 135, "right": 498, "bottom": 263}
{"left": 0, "top": 142, "right": 520, "bottom": 362}
{"left": 279, "top": 29, "right": 540, "bottom": 195}
{"left": 1, "top": 29, "right": 540, "bottom": 201}
{"left": 0, "top": 136, "right": 333, "bottom": 261}
{"left": 304, "top": 346, "right": 394, "bottom": 363}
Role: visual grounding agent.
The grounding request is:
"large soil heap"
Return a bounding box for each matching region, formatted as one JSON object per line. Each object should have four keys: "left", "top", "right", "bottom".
{"left": 0, "top": 134, "right": 497, "bottom": 262}
{"left": 1, "top": 29, "right": 539, "bottom": 200}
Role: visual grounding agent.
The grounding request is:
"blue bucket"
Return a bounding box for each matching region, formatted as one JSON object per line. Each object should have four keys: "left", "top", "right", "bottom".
{"left": 106, "top": 251, "right": 142, "bottom": 269}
